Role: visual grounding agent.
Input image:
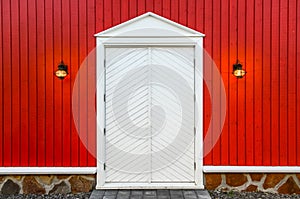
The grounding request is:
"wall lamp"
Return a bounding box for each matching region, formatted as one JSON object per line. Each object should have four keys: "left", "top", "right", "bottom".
{"left": 55, "top": 61, "right": 68, "bottom": 79}
{"left": 232, "top": 60, "right": 246, "bottom": 78}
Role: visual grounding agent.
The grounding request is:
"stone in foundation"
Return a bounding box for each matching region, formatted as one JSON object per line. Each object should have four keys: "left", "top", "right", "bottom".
{"left": 49, "top": 181, "right": 70, "bottom": 194}
{"left": 205, "top": 174, "right": 222, "bottom": 190}
{"left": 1, "top": 179, "right": 20, "bottom": 194}
{"left": 226, "top": 174, "right": 247, "bottom": 187}
{"left": 244, "top": 185, "right": 257, "bottom": 192}
{"left": 263, "top": 174, "right": 285, "bottom": 189}
{"left": 69, "top": 176, "right": 94, "bottom": 193}
{"left": 250, "top": 173, "right": 264, "bottom": 181}
{"left": 36, "top": 175, "right": 54, "bottom": 185}
{"left": 23, "top": 176, "right": 45, "bottom": 194}
{"left": 277, "top": 177, "right": 300, "bottom": 194}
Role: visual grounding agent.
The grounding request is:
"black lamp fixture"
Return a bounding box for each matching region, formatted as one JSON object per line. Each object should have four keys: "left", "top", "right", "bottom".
{"left": 232, "top": 60, "right": 246, "bottom": 78}
{"left": 55, "top": 61, "right": 68, "bottom": 79}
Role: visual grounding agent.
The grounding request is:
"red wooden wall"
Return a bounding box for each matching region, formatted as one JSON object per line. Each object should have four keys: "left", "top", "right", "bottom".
{"left": 0, "top": 0, "right": 299, "bottom": 167}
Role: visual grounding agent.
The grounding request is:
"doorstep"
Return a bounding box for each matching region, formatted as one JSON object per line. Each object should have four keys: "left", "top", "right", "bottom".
{"left": 89, "top": 189, "right": 211, "bottom": 199}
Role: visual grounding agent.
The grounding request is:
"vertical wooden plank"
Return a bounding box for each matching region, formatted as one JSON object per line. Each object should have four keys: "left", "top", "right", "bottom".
{"left": 11, "top": 0, "right": 20, "bottom": 166}
{"left": 237, "top": 0, "right": 246, "bottom": 165}
{"left": 70, "top": 0, "right": 79, "bottom": 167}
{"left": 270, "top": 0, "right": 280, "bottom": 166}
{"left": 36, "top": 0, "right": 46, "bottom": 166}
{"left": 62, "top": 0, "right": 71, "bottom": 166}
{"left": 220, "top": 0, "right": 229, "bottom": 165}
{"left": 211, "top": 0, "right": 221, "bottom": 165}
{"left": 53, "top": 0, "right": 62, "bottom": 166}
{"left": 129, "top": 0, "right": 137, "bottom": 18}
{"left": 279, "top": 0, "right": 288, "bottom": 165}
{"left": 297, "top": 0, "right": 300, "bottom": 166}
{"left": 19, "top": 0, "right": 29, "bottom": 166}
{"left": 120, "top": 0, "right": 129, "bottom": 22}
{"left": 104, "top": 0, "right": 112, "bottom": 29}
{"left": 178, "top": 0, "right": 187, "bottom": 26}
{"left": 162, "top": 0, "right": 171, "bottom": 19}
{"left": 96, "top": 0, "right": 104, "bottom": 32}
{"left": 113, "top": 0, "right": 121, "bottom": 24}
{"left": 245, "top": 0, "right": 255, "bottom": 165}
{"left": 153, "top": 0, "right": 162, "bottom": 15}
{"left": 145, "top": 0, "right": 153, "bottom": 12}
{"left": 0, "top": 0, "right": 3, "bottom": 166}
{"left": 195, "top": 0, "right": 204, "bottom": 32}
{"left": 203, "top": 0, "right": 213, "bottom": 165}
{"left": 87, "top": 0, "right": 96, "bottom": 166}
{"left": 287, "top": 0, "right": 297, "bottom": 165}
{"left": 170, "top": 0, "right": 179, "bottom": 22}
{"left": 261, "top": 0, "right": 272, "bottom": 166}
{"left": 28, "top": 0, "right": 37, "bottom": 166}
{"left": 45, "top": 0, "right": 54, "bottom": 166}
{"left": 137, "top": 0, "right": 145, "bottom": 15}
{"left": 79, "top": 0, "right": 88, "bottom": 166}
{"left": 253, "top": 0, "right": 263, "bottom": 165}
{"left": 3, "top": 0, "right": 12, "bottom": 166}
{"left": 187, "top": 0, "right": 195, "bottom": 29}
{"left": 228, "top": 0, "right": 238, "bottom": 165}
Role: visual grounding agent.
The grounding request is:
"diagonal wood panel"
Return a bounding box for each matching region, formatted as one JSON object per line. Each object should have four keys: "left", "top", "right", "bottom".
{"left": 150, "top": 48, "right": 195, "bottom": 182}
{"left": 105, "top": 48, "right": 150, "bottom": 182}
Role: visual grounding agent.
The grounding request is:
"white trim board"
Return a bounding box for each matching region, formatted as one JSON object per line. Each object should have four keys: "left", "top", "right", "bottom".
{"left": 0, "top": 167, "right": 97, "bottom": 175}
{"left": 203, "top": 166, "right": 300, "bottom": 173}
{"left": 96, "top": 183, "right": 204, "bottom": 190}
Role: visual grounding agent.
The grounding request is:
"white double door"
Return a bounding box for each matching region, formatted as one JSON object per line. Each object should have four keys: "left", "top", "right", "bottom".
{"left": 104, "top": 47, "right": 195, "bottom": 184}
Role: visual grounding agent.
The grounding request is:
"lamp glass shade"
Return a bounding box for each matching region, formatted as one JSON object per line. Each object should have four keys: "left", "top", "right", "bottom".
{"left": 55, "top": 69, "right": 68, "bottom": 79}
{"left": 233, "top": 69, "right": 246, "bottom": 78}
{"left": 55, "top": 61, "right": 68, "bottom": 79}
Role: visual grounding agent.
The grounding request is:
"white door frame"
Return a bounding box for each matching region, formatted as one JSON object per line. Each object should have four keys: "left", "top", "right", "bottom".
{"left": 95, "top": 12, "right": 204, "bottom": 189}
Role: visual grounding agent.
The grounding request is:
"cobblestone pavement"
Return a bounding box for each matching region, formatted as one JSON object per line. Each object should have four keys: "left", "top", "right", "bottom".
{"left": 89, "top": 190, "right": 211, "bottom": 199}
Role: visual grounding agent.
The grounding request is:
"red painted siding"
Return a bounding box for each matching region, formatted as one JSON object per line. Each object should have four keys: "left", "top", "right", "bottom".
{"left": 0, "top": 0, "right": 300, "bottom": 166}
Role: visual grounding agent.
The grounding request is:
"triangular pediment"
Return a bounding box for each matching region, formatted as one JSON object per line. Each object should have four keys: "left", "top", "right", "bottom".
{"left": 94, "top": 12, "right": 205, "bottom": 37}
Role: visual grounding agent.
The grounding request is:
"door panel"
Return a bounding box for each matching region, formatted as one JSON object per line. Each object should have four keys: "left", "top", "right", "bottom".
{"left": 105, "top": 47, "right": 194, "bottom": 183}
{"left": 150, "top": 48, "right": 194, "bottom": 182}
{"left": 105, "top": 48, "right": 150, "bottom": 182}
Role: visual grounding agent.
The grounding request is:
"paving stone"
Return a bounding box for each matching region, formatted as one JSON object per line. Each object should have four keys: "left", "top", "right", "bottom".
{"left": 130, "top": 195, "right": 143, "bottom": 199}
{"left": 170, "top": 190, "right": 183, "bottom": 196}
{"left": 104, "top": 190, "right": 118, "bottom": 196}
{"left": 117, "top": 190, "right": 130, "bottom": 199}
{"left": 183, "top": 190, "right": 197, "bottom": 199}
{"left": 169, "top": 195, "right": 184, "bottom": 199}
{"left": 157, "top": 195, "right": 170, "bottom": 199}
{"left": 143, "top": 196, "right": 157, "bottom": 199}
{"left": 89, "top": 190, "right": 105, "bottom": 199}
{"left": 131, "top": 190, "right": 143, "bottom": 195}
{"left": 157, "top": 190, "right": 169, "bottom": 196}
{"left": 195, "top": 190, "right": 211, "bottom": 199}
{"left": 144, "top": 190, "right": 156, "bottom": 196}
{"left": 103, "top": 195, "right": 116, "bottom": 199}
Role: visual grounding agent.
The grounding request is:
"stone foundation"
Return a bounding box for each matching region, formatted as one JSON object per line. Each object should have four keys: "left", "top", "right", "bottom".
{"left": 0, "top": 175, "right": 95, "bottom": 194}
{"left": 0, "top": 173, "right": 299, "bottom": 194}
{"left": 205, "top": 173, "right": 300, "bottom": 194}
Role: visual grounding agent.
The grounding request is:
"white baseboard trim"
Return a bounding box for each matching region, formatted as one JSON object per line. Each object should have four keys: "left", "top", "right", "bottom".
{"left": 0, "top": 167, "right": 97, "bottom": 175}
{"left": 96, "top": 183, "right": 204, "bottom": 189}
{"left": 203, "top": 166, "right": 300, "bottom": 173}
